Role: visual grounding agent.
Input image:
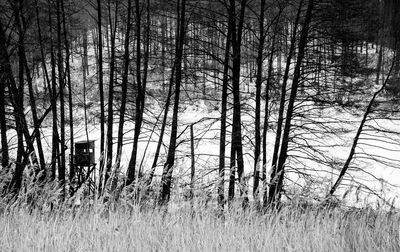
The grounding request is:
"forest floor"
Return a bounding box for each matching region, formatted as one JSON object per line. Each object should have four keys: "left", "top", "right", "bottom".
{"left": 0, "top": 201, "right": 399, "bottom": 252}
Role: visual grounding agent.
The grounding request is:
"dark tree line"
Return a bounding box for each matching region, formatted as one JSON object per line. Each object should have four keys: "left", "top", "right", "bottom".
{"left": 1, "top": 0, "right": 400, "bottom": 209}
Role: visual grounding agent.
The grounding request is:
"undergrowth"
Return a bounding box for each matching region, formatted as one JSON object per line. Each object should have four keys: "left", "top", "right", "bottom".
{"left": 0, "top": 169, "right": 399, "bottom": 251}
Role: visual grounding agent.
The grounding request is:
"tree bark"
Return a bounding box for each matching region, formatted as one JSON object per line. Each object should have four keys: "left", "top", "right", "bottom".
{"left": 104, "top": 0, "right": 118, "bottom": 189}
{"left": 97, "top": 0, "right": 106, "bottom": 195}
{"left": 56, "top": 0, "right": 66, "bottom": 194}
{"left": 190, "top": 124, "right": 195, "bottom": 202}
{"left": 228, "top": 0, "right": 247, "bottom": 204}
{"left": 159, "top": 0, "right": 186, "bottom": 205}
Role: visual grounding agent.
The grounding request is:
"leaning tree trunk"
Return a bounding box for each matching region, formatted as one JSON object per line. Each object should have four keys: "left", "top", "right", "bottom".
{"left": 329, "top": 59, "right": 396, "bottom": 197}
{"left": 147, "top": 66, "right": 175, "bottom": 186}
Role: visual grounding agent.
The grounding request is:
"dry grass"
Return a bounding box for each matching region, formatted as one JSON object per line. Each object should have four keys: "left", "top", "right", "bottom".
{"left": 0, "top": 201, "right": 399, "bottom": 252}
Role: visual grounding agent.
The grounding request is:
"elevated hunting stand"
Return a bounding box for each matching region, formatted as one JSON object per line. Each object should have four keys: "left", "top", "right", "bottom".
{"left": 72, "top": 140, "right": 96, "bottom": 195}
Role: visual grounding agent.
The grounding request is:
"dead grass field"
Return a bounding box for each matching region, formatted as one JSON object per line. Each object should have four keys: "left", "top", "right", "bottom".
{"left": 0, "top": 202, "right": 399, "bottom": 252}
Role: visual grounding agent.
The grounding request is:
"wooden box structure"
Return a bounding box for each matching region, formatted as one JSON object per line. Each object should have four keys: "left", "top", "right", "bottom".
{"left": 74, "top": 140, "right": 95, "bottom": 165}
{"left": 72, "top": 140, "right": 96, "bottom": 195}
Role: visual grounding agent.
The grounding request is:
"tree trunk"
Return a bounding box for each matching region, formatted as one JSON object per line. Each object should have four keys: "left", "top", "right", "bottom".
{"left": 0, "top": 18, "right": 33, "bottom": 191}
{"left": 147, "top": 66, "right": 175, "bottom": 186}
{"left": 104, "top": 0, "right": 118, "bottom": 189}
{"left": 114, "top": 0, "right": 133, "bottom": 190}
{"left": 262, "top": 29, "right": 278, "bottom": 207}
{"left": 329, "top": 58, "right": 396, "bottom": 197}
{"left": 126, "top": 0, "right": 143, "bottom": 186}
{"left": 11, "top": 2, "right": 46, "bottom": 179}
{"left": 270, "top": 0, "right": 303, "bottom": 178}
{"left": 0, "top": 72, "right": 8, "bottom": 168}
{"left": 228, "top": 0, "right": 247, "bottom": 204}
{"left": 56, "top": 0, "right": 66, "bottom": 195}
{"left": 137, "top": 0, "right": 151, "bottom": 179}
{"left": 190, "top": 124, "right": 195, "bottom": 202}
{"left": 61, "top": 0, "right": 74, "bottom": 192}
{"left": 159, "top": 0, "right": 186, "bottom": 205}
{"left": 217, "top": 12, "right": 232, "bottom": 211}
{"left": 49, "top": 1, "right": 60, "bottom": 181}
{"left": 268, "top": 0, "right": 314, "bottom": 206}
{"left": 97, "top": 0, "right": 106, "bottom": 195}
{"left": 253, "top": 0, "right": 266, "bottom": 202}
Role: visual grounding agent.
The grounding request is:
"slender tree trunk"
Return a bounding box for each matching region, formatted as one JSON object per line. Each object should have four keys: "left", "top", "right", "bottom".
{"left": 104, "top": 0, "right": 118, "bottom": 188}
{"left": 126, "top": 0, "right": 143, "bottom": 186}
{"left": 228, "top": 0, "right": 247, "bottom": 204}
{"left": 262, "top": 29, "right": 278, "bottom": 207}
{"left": 190, "top": 124, "right": 195, "bottom": 202}
{"left": 35, "top": 0, "right": 52, "bottom": 109}
{"left": 35, "top": 3, "right": 54, "bottom": 178}
{"left": 159, "top": 0, "right": 186, "bottom": 205}
{"left": 329, "top": 58, "right": 396, "bottom": 197}
{"left": 161, "top": 14, "right": 166, "bottom": 86}
{"left": 376, "top": 44, "right": 383, "bottom": 85}
{"left": 268, "top": 0, "right": 314, "bottom": 206}
{"left": 0, "top": 20, "right": 10, "bottom": 169}
{"left": 16, "top": 5, "right": 27, "bottom": 189}
{"left": 24, "top": 40, "right": 46, "bottom": 178}
{"left": 49, "top": 1, "right": 60, "bottom": 181}
{"left": 217, "top": 14, "right": 232, "bottom": 211}
{"left": 0, "top": 73, "right": 8, "bottom": 168}
{"left": 147, "top": 66, "right": 175, "bottom": 186}
{"left": 57, "top": 0, "right": 66, "bottom": 194}
{"left": 61, "top": 0, "right": 74, "bottom": 191}
{"left": 253, "top": 0, "right": 266, "bottom": 201}
{"left": 115, "top": 0, "right": 133, "bottom": 188}
{"left": 137, "top": 0, "right": 151, "bottom": 179}
{"left": 97, "top": 0, "right": 106, "bottom": 195}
